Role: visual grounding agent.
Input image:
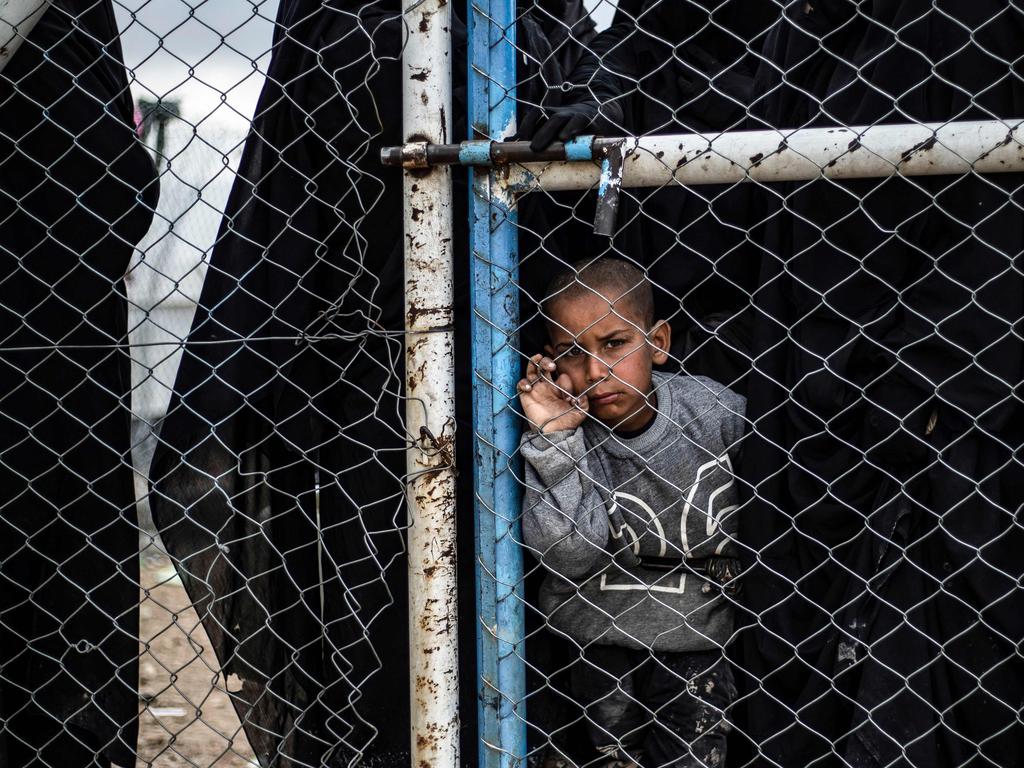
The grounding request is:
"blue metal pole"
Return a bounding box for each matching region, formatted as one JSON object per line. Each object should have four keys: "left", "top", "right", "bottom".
{"left": 487, "top": 2, "right": 526, "bottom": 767}
{"left": 468, "top": 2, "right": 499, "bottom": 767}
{"left": 470, "top": 0, "right": 526, "bottom": 765}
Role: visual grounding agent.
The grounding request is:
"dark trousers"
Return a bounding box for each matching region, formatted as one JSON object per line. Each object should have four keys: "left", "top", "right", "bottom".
{"left": 571, "top": 647, "right": 736, "bottom": 768}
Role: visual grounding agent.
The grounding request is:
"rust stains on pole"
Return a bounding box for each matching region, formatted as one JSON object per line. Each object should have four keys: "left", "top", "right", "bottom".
{"left": 402, "top": 0, "right": 458, "bottom": 765}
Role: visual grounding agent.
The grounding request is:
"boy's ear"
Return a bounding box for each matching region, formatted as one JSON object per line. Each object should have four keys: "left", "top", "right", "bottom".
{"left": 648, "top": 320, "right": 671, "bottom": 365}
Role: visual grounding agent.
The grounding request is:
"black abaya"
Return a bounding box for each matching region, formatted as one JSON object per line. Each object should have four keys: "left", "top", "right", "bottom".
{"left": 516, "top": 0, "right": 777, "bottom": 383}
{"left": 0, "top": 1, "right": 158, "bottom": 764}
{"left": 149, "top": 4, "right": 410, "bottom": 764}
{"left": 737, "top": 3, "right": 1024, "bottom": 765}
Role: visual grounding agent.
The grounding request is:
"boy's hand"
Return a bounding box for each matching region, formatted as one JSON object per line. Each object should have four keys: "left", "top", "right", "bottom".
{"left": 517, "top": 354, "right": 589, "bottom": 433}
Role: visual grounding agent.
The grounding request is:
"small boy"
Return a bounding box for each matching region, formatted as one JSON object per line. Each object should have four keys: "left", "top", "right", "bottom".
{"left": 518, "top": 257, "right": 746, "bottom": 768}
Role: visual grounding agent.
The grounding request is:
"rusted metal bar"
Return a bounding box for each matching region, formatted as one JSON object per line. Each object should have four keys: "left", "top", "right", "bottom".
{"left": 0, "top": 0, "right": 52, "bottom": 72}
{"left": 507, "top": 120, "right": 1024, "bottom": 191}
{"left": 381, "top": 135, "right": 595, "bottom": 167}
{"left": 380, "top": 120, "right": 1024, "bottom": 188}
{"left": 483, "top": 0, "right": 526, "bottom": 765}
{"left": 467, "top": 1, "right": 500, "bottom": 766}
{"left": 402, "top": 0, "right": 459, "bottom": 765}
{"left": 592, "top": 140, "right": 625, "bottom": 237}
{"left": 468, "top": 0, "right": 526, "bottom": 766}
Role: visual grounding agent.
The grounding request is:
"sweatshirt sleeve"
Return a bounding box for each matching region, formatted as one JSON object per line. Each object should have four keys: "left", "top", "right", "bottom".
{"left": 519, "top": 428, "right": 610, "bottom": 580}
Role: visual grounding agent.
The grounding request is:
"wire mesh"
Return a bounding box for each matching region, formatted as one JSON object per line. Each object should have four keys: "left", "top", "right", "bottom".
{"left": 1, "top": 0, "right": 412, "bottom": 765}
{"left": 475, "top": 2, "right": 1024, "bottom": 768}
{"left": 0, "top": 0, "right": 1021, "bottom": 766}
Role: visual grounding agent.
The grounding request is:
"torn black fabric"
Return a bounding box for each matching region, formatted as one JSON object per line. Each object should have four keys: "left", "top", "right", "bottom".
{"left": 0, "top": 1, "right": 158, "bottom": 765}
{"left": 737, "top": 3, "right": 1024, "bottom": 766}
{"left": 148, "top": 3, "right": 595, "bottom": 766}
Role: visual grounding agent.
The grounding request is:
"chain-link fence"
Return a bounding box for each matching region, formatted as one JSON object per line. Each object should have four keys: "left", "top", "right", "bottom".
{"left": 466, "top": 1, "right": 1024, "bottom": 768}
{"left": 2, "top": 0, "right": 410, "bottom": 764}
{"left": 1, "top": 0, "right": 1022, "bottom": 766}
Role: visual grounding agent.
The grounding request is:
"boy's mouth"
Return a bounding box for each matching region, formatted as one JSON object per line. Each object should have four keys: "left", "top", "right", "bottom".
{"left": 588, "top": 391, "right": 620, "bottom": 407}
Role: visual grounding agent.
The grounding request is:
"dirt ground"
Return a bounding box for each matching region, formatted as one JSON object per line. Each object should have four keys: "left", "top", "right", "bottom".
{"left": 137, "top": 545, "right": 257, "bottom": 767}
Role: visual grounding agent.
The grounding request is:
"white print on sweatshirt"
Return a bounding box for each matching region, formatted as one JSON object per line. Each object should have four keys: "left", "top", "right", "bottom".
{"left": 601, "top": 453, "right": 736, "bottom": 594}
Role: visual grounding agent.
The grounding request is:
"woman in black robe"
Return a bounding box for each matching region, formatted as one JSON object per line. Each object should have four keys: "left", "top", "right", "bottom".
{"left": 737, "top": 2, "right": 1024, "bottom": 765}
{"left": 148, "top": 2, "right": 595, "bottom": 766}
{"left": 0, "top": 1, "right": 158, "bottom": 764}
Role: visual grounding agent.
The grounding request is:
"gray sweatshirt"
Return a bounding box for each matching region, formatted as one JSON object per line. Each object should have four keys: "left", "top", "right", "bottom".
{"left": 521, "top": 372, "right": 746, "bottom": 652}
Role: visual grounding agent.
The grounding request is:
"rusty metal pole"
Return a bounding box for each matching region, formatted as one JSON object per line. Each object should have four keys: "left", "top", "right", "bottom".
{"left": 501, "top": 119, "right": 1024, "bottom": 191}
{"left": 402, "top": 0, "right": 458, "bottom": 765}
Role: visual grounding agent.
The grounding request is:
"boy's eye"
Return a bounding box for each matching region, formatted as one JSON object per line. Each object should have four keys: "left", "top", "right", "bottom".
{"left": 561, "top": 344, "right": 585, "bottom": 360}
{"left": 606, "top": 338, "right": 625, "bottom": 348}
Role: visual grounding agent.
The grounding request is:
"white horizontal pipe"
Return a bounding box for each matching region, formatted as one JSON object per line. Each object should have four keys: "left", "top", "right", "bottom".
{"left": 0, "top": 0, "right": 51, "bottom": 73}
{"left": 507, "top": 119, "right": 1024, "bottom": 192}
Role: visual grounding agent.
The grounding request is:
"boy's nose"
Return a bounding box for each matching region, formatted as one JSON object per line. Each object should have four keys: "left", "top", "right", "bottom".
{"left": 585, "top": 353, "right": 609, "bottom": 384}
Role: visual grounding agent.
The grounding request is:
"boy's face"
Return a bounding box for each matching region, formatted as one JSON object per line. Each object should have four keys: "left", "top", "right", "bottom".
{"left": 545, "top": 290, "right": 670, "bottom": 432}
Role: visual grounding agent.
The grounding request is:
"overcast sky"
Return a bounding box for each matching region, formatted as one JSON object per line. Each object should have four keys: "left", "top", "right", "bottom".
{"left": 113, "top": 0, "right": 280, "bottom": 122}
{"left": 113, "top": 0, "right": 617, "bottom": 123}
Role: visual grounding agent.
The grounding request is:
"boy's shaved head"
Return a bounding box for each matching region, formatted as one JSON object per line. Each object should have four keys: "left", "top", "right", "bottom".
{"left": 543, "top": 257, "right": 654, "bottom": 329}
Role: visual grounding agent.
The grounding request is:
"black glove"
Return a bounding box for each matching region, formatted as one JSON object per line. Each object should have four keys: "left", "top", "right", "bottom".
{"left": 518, "top": 98, "right": 623, "bottom": 152}
{"left": 518, "top": 48, "right": 627, "bottom": 152}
